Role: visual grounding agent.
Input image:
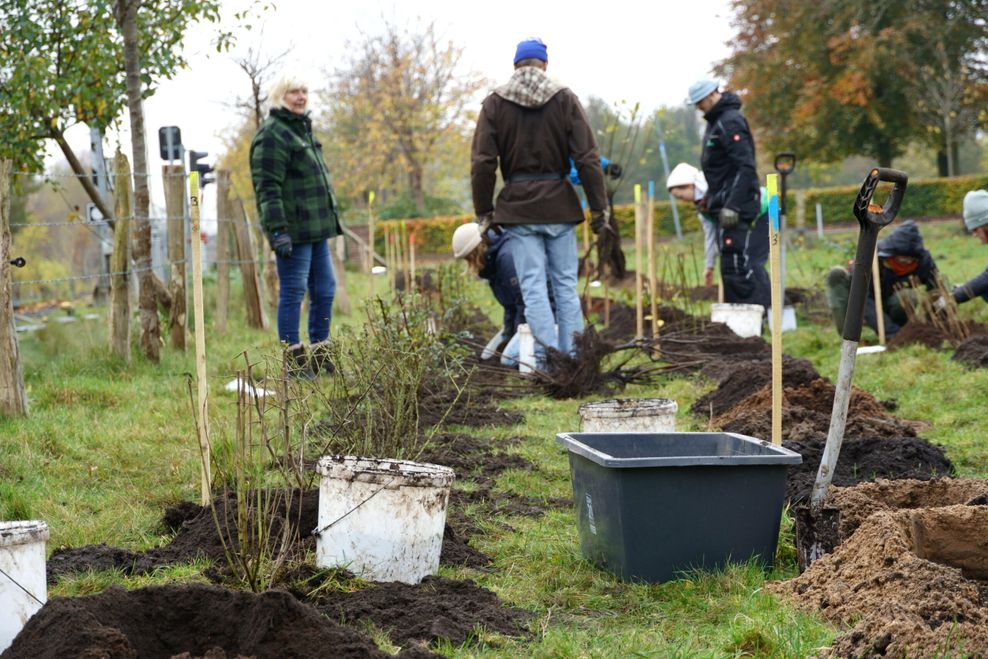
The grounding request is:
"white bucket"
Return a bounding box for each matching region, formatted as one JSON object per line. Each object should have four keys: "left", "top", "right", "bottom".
{"left": 710, "top": 303, "right": 765, "bottom": 338}
{"left": 0, "top": 521, "right": 49, "bottom": 653}
{"left": 766, "top": 305, "right": 798, "bottom": 332}
{"left": 315, "top": 456, "right": 455, "bottom": 584}
{"left": 579, "top": 398, "right": 678, "bottom": 433}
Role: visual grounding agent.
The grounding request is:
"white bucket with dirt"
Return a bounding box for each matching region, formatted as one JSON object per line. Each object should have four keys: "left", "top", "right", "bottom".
{"left": 711, "top": 303, "right": 765, "bottom": 338}
{"left": 0, "top": 521, "right": 49, "bottom": 653}
{"left": 579, "top": 398, "right": 678, "bottom": 433}
{"left": 314, "top": 456, "right": 455, "bottom": 584}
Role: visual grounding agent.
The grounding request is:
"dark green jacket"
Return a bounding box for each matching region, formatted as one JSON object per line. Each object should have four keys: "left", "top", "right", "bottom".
{"left": 250, "top": 107, "right": 341, "bottom": 244}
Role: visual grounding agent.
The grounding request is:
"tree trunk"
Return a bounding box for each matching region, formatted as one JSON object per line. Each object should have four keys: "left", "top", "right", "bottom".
{"left": 214, "top": 170, "right": 231, "bottom": 333}
{"left": 163, "top": 164, "right": 187, "bottom": 349}
{"left": 118, "top": 0, "right": 160, "bottom": 362}
{"left": 110, "top": 153, "right": 132, "bottom": 361}
{"left": 409, "top": 162, "right": 425, "bottom": 216}
{"left": 51, "top": 128, "right": 115, "bottom": 228}
{"left": 0, "top": 160, "right": 28, "bottom": 416}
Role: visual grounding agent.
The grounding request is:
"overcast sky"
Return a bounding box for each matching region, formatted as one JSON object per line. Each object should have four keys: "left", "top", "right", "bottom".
{"left": 58, "top": 0, "right": 737, "bottom": 220}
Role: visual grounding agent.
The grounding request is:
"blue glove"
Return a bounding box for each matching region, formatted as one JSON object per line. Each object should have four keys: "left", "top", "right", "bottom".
{"left": 271, "top": 231, "right": 292, "bottom": 258}
{"left": 719, "top": 207, "right": 740, "bottom": 229}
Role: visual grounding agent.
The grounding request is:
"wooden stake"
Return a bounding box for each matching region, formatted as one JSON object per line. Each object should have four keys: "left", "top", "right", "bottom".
{"left": 230, "top": 196, "right": 269, "bottom": 329}
{"left": 409, "top": 231, "right": 417, "bottom": 293}
{"left": 383, "top": 223, "right": 393, "bottom": 293}
{"left": 648, "top": 181, "right": 658, "bottom": 336}
{"left": 401, "top": 220, "right": 410, "bottom": 292}
{"left": 767, "top": 174, "right": 784, "bottom": 446}
{"left": 634, "top": 184, "right": 644, "bottom": 339}
{"left": 582, "top": 217, "right": 591, "bottom": 310}
{"left": 189, "top": 172, "right": 212, "bottom": 505}
{"left": 367, "top": 191, "right": 375, "bottom": 296}
{"left": 872, "top": 251, "right": 886, "bottom": 345}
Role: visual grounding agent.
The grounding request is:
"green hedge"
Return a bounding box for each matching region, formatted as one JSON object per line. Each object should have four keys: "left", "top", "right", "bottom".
{"left": 382, "top": 175, "right": 986, "bottom": 255}
{"left": 805, "top": 174, "right": 988, "bottom": 226}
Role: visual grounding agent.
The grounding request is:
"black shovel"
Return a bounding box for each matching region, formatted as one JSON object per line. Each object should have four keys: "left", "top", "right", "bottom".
{"left": 809, "top": 168, "right": 908, "bottom": 509}
{"left": 799, "top": 168, "right": 907, "bottom": 565}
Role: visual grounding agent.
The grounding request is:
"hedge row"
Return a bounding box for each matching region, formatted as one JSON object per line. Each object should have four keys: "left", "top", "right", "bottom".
{"left": 379, "top": 175, "right": 986, "bottom": 255}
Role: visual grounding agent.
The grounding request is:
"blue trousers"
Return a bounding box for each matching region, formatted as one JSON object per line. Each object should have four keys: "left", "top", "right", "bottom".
{"left": 274, "top": 239, "right": 336, "bottom": 345}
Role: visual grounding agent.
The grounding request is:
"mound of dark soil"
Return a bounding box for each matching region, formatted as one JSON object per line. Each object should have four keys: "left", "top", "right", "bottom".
{"left": 713, "top": 379, "right": 919, "bottom": 446}
{"left": 5, "top": 583, "right": 396, "bottom": 659}
{"left": 773, "top": 504, "right": 988, "bottom": 657}
{"left": 691, "top": 356, "right": 820, "bottom": 418}
{"left": 312, "top": 575, "right": 533, "bottom": 647}
{"left": 783, "top": 436, "right": 954, "bottom": 504}
{"left": 888, "top": 319, "right": 988, "bottom": 351}
{"left": 953, "top": 334, "right": 988, "bottom": 368}
{"left": 587, "top": 299, "right": 690, "bottom": 343}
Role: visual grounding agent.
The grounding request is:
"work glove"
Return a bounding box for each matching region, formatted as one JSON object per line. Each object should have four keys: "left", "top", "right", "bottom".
{"left": 590, "top": 208, "right": 610, "bottom": 235}
{"left": 604, "top": 162, "right": 622, "bottom": 179}
{"left": 719, "top": 207, "right": 740, "bottom": 230}
{"left": 271, "top": 231, "right": 293, "bottom": 259}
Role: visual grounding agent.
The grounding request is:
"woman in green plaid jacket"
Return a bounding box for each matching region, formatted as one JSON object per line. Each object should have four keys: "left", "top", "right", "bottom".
{"left": 250, "top": 74, "right": 342, "bottom": 378}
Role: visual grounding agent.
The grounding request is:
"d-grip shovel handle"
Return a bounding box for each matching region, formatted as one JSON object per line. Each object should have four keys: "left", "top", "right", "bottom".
{"left": 842, "top": 168, "right": 909, "bottom": 342}
{"left": 774, "top": 152, "right": 796, "bottom": 175}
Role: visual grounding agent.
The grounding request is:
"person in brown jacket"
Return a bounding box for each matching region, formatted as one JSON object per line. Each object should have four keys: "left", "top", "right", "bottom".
{"left": 471, "top": 38, "right": 608, "bottom": 365}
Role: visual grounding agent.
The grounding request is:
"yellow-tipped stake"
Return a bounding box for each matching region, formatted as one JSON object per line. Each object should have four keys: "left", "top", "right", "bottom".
{"left": 767, "top": 173, "right": 783, "bottom": 446}
{"left": 634, "top": 184, "right": 644, "bottom": 339}
{"left": 367, "top": 191, "right": 376, "bottom": 295}
{"left": 647, "top": 181, "right": 658, "bottom": 336}
{"left": 189, "top": 172, "right": 212, "bottom": 504}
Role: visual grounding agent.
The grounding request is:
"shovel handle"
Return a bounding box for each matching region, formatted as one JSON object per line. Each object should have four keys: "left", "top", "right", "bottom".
{"left": 843, "top": 168, "right": 909, "bottom": 342}
{"left": 773, "top": 152, "right": 796, "bottom": 175}
{"left": 853, "top": 168, "right": 908, "bottom": 228}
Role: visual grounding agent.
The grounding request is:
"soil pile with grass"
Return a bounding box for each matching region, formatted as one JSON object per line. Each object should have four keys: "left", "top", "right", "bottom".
{"left": 888, "top": 319, "right": 988, "bottom": 351}
{"left": 310, "top": 575, "right": 533, "bottom": 647}
{"left": 691, "top": 356, "right": 821, "bottom": 418}
{"left": 658, "top": 319, "right": 770, "bottom": 372}
{"left": 772, "top": 502, "right": 988, "bottom": 657}
{"left": 953, "top": 334, "right": 988, "bottom": 368}
{"left": 4, "top": 583, "right": 406, "bottom": 658}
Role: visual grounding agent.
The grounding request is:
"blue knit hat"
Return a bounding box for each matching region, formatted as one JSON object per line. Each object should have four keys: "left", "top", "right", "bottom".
{"left": 514, "top": 38, "right": 548, "bottom": 65}
{"left": 688, "top": 79, "right": 718, "bottom": 104}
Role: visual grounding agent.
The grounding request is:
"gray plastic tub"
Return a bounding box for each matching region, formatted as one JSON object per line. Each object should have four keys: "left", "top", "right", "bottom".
{"left": 557, "top": 432, "right": 802, "bottom": 583}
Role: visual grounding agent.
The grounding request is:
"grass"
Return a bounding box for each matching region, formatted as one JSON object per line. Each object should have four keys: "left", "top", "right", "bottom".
{"left": 3, "top": 217, "right": 987, "bottom": 656}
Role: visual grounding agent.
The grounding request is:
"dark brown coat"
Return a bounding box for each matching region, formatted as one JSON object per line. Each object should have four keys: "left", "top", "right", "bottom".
{"left": 471, "top": 84, "right": 607, "bottom": 225}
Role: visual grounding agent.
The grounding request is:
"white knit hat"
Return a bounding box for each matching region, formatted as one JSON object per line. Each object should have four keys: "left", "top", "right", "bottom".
{"left": 963, "top": 190, "right": 988, "bottom": 231}
{"left": 666, "top": 163, "right": 699, "bottom": 190}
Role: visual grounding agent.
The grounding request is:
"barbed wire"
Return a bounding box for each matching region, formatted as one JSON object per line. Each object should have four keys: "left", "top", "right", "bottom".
{"left": 11, "top": 257, "right": 267, "bottom": 288}
{"left": 10, "top": 216, "right": 261, "bottom": 229}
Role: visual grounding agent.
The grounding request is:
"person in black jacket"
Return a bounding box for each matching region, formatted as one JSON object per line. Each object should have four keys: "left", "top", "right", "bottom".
{"left": 826, "top": 220, "right": 940, "bottom": 338}
{"left": 689, "top": 79, "right": 770, "bottom": 308}
{"left": 937, "top": 190, "right": 988, "bottom": 311}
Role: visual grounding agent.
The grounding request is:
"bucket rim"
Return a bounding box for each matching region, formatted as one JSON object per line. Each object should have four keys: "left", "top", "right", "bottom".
{"left": 0, "top": 520, "right": 50, "bottom": 547}
{"left": 556, "top": 431, "right": 803, "bottom": 467}
{"left": 579, "top": 398, "right": 678, "bottom": 419}
{"left": 710, "top": 303, "right": 766, "bottom": 313}
{"left": 316, "top": 455, "right": 455, "bottom": 484}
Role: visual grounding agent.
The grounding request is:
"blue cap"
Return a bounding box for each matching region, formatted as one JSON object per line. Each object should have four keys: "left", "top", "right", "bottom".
{"left": 514, "top": 38, "right": 548, "bottom": 65}
{"left": 688, "top": 79, "right": 718, "bottom": 104}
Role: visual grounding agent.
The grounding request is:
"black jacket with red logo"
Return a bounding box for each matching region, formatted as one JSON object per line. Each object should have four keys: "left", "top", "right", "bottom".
{"left": 700, "top": 92, "right": 761, "bottom": 222}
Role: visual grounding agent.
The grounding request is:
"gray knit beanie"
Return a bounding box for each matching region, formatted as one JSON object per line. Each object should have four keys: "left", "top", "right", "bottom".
{"left": 963, "top": 190, "right": 988, "bottom": 231}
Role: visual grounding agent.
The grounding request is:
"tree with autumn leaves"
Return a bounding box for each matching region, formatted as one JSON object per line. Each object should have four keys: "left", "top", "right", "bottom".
{"left": 719, "top": 0, "right": 988, "bottom": 173}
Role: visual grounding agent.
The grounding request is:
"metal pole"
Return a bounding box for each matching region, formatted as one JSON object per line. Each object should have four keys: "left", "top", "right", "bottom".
{"left": 655, "top": 115, "right": 683, "bottom": 240}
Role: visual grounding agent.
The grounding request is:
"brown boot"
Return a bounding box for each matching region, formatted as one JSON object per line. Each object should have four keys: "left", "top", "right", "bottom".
{"left": 310, "top": 340, "right": 335, "bottom": 376}
{"left": 284, "top": 344, "right": 316, "bottom": 381}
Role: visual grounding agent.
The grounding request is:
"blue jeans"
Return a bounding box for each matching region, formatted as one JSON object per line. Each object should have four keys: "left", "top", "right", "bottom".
{"left": 504, "top": 223, "right": 582, "bottom": 361}
{"left": 275, "top": 239, "right": 336, "bottom": 345}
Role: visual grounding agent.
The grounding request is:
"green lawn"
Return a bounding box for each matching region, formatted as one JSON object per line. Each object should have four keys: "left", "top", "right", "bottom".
{"left": 3, "top": 218, "right": 986, "bottom": 657}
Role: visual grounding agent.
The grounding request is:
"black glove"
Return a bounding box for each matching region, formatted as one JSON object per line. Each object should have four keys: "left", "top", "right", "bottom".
{"left": 719, "top": 207, "right": 739, "bottom": 230}
{"left": 604, "top": 162, "right": 622, "bottom": 179}
{"left": 271, "top": 231, "right": 293, "bottom": 259}
{"left": 590, "top": 209, "right": 609, "bottom": 235}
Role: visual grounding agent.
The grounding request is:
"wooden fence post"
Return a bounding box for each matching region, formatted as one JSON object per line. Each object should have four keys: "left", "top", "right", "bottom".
{"left": 110, "top": 153, "right": 133, "bottom": 361}
{"left": 214, "top": 170, "right": 232, "bottom": 333}
{"left": 0, "top": 160, "right": 28, "bottom": 416}
{"left": 230, "top": 196, "right": 268, "bottom": 330}
{"left": 162, "top": 163, "right": 187, "bottom": 350}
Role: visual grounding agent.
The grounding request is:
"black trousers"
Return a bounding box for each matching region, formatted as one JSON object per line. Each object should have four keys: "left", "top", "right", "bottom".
{"left": 719, "top": 212, "right": 771, "bottom": 308}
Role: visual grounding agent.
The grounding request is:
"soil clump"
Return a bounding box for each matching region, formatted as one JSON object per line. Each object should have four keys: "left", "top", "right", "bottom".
{"left": 953, "top": 333, "right": 988, "bottom": 368}
{"left": 311, "top": 575, "right": 533, "bottom": 647}
{"left": 691, "top": 356, "right": 820, "bottom": 418}
{"left": 4, "top": 583, "right": 407, "bottom": 658}
{"left": 772, "top": 503, "right": 988, "bottom": 658}
{"left": 658, "top": 318, "right": 770, "bottom": 372}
